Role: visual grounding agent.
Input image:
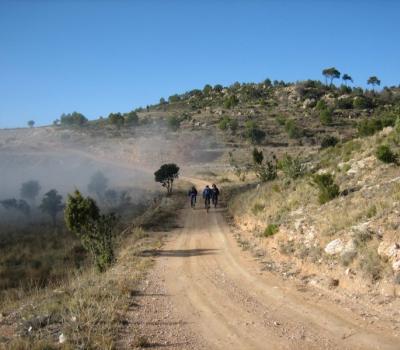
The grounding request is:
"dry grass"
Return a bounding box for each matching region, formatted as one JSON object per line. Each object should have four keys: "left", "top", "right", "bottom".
{"left": 1, "top": 192, "right": 186, "bottom": 349}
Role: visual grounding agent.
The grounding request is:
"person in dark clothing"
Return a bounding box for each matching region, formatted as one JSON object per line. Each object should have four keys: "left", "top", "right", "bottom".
{"left": 188, "top": 186, "right": 198, "bottom": 208}
{"left": 211, "top": 184, "right": 220, "bottom": 208}
{"left": 202, "top": 185, "right": 213, "bottom": 212}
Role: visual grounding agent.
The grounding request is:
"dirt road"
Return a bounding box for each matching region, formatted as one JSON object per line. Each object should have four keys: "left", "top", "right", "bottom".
{"left": 133, "top": 190, "right": 399, "bottom": 349}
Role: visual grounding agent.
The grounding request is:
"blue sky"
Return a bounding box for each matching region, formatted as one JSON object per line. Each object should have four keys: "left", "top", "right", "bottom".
{"left": 0, "top": 0, "right": 399, "bottom": 128}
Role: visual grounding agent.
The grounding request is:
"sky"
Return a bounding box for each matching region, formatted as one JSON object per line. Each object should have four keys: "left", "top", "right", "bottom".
{"left": 0, "top": 0, "right": 399, "bottom": 128}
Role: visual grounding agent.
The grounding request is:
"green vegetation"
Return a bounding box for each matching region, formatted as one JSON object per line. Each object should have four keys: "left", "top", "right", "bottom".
{"left": 39, "top": 189, "right": 64, "bottom": 226}
{"left": 322, "top": 67, "right": 340, "bottom": 86}
{"left": 224, "top": 95, "right": 239, "bottom": 109}
{"left": 263, "top": 224, "right": 279, "bottom": 237}
{"left": 376, "top": 144, "right": 397, "bottom": 164}
{"left": 311, "top": 173, "right": 340, "bottom": 204}
{"left": 319, "top": 108, "right": 333, "bottom": 125}
{"left": 64, "top": 190, "right": 117, "bottom": 272}
{"left": 252, "top": 148, "right": 277, "bottom": 182}
{"left": 285, "top": 119, "right": 302, "bottom": 139}
{"left": 27, "top": 120, "right": 35, "bottom": 128}
{"left": 219, "top": 116, "right": 238, "bottom": 133}
{"left": 321, "top": 135, "right": 339, "bottom": 148}
{"left": 154, "top": 163, "right": 180, "bottom": 194}
{"left": 167, "top": 115, "right": 181, "bottom": 131}
{"left": 367, "top": 76, "right": 381, "bottom": 90}
{"left": 278, "top": 154, "right": 305, "bottom": 179}
{"left": 245, "top": 120, "right": 266, "bottom": 144}
{"left": 60, "top": 111, "right": 88, "bottom": 126}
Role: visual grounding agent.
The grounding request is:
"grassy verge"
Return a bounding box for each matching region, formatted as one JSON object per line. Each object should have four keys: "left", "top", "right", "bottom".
{"left": 0, "top": 191, "right": 186, "bottom": 349}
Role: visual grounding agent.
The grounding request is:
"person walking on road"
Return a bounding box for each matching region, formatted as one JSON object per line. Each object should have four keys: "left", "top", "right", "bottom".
{"left": 188, "top": 186, "right": 198, "bottom": 208}
{"left": 202, "top": 185, "right": 213, "bottom": 213}
{"left": 211, "top": 184, "right": 220, "bottom": 208}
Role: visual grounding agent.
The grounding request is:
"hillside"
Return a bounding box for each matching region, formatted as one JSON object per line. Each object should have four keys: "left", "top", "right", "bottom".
{"left": 1, "top": 78, "right": 400, "bottom": 349}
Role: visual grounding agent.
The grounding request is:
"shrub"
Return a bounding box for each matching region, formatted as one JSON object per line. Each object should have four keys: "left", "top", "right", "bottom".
{"left": 252, "top": 147, "right": 264, "bottom": 165}
{"left": 219, "top": 116, "right": 231, "bottom": 130}
{"left": 252, "top": 149, "right": 277, "bottom": 182}
{"left": 224, "top": 95, "right": 239, "bottom": 109}
{"left": 60, "top": 112, "right": 88, "bottom": 126}
{"left": 264, "top": 224, "right": 279, "bottom": 237}
{"left": 321, "top": 135, "right": 339, "bottom": 148}
{"left": 311, "top": 173, "right": 340, "bottom": 204}
{"left": 167, "top": 115, "right": 181, "bottom": 131}
{"left": 376, "top": 145, "right": 397, "bottom": 164}
{"left": 108, "top": 112, "right": 124, "bottom": 128}
{"left": 315, "top": 100, "right": 327, "bottom": 111}
{"left": 336, "top": 97, "right": 353, "bottom": 109}
{"left": 357, "top": 118, "right": 383, "bottom": 136}
{"left": 278, "top": 154, "right": 305, "bottom": 179}
{"left": 285, "top": 119, "right": 302, "bottom": 139}
{"left": 353, "top": 96, "right": 374, "bottom": 109}
{"left": 359, "top": 248, "right": 384, "bottom": 281}
{"left": 124, "top": 110, "right": 139, "bottom": 125}
{"left": 245, "top": 120, "right": 266, "bottom": 144}
{"left": 276, "top": 115, "right": 286, "bottom": 126}
{"left": 64, "top": 191, "right": 117, "bottom": 272}
{"left": 168, "top": 94, "right": 181, "bottom": 103}
{"left": 320, "top": 108, "right": 333, "bottom": 125}
{"left": 229, "top": 119, "right": 239, "bottom": 133}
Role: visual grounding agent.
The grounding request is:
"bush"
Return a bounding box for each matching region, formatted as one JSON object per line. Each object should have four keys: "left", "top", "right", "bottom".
{"left": 311, "top": 173, "right": 340, "bottom": 204}
{"left": 263, "top": 224, "right": 279, "bottom": 237}
{"left": 376, "top": 145, "right": 397, "bottom": 164}
{"left": 245, "top": 120, "right": 266, "bottom": 144}
{"left": 167, "top": 115, "right": 181, "bottom": 131}
{"left": 278, "top": 154, "right": 305, "bottom": 179}
{"left": 285, "top": 119, "right": 302, "bottom": 139}
{"left": 64, "top": 191, "right": 117, "bottom": 272}
{"left": 219, "top": 116, "right": 231, "bottom": 130}
{"left": 357, "top": 118, "right": 383, "bottom": 136}
{"left": 60, "top": 112, "right": 88, "bottom": 126}
{"left": 252, "top": 149, "right": 277, "bottom": 182}
{"left": 336, "top": 97, "right": 353, "bottom": 109}
{"left": 359, "top": 248, "right": 384, "bottom": 281}
{"left": 320, "top": 135, "right": 339, "bottom": 148}
{"left": 353, "top": 96, "right": 374, "bottom": 109}
{"left": 315, "top": 100, "right": 327, "bottom": 111}
{"left": 320, "top": 108, "right": 333, "bottom": 125}
{"left": 224, "top": 95, "right": 239, "bottom": 109}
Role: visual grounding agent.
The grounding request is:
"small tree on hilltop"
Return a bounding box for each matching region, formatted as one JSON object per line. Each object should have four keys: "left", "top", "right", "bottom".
{"left": 154, "top": 163, "right": 180, "bottom": 194}
{"left": 342, "top": 74, "right": 353, "bottom": 86}
{"left": 64, "top": 190, "right": 117, "bottom": 272}
{"left": 20, "top": 180, "right": 41, "bottom": 205}
{"left": 40, "top": 189, "right": 64, "bottom": 226}
{"left": 367, "top": 76, "right": 381, "bottom": 90}
{"left": 124, "top": 110, "right": 139, "bottom": 126}
{"left": 322, "top": 67, "right": 341, "bottom": 86}
{"left": 28, "top": 120, "right": 35, "bottom": 128}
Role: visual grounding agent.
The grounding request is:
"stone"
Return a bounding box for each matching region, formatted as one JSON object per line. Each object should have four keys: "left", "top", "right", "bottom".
{"left": 392, "top": 260, "right": 400, "bottom": 272}
{"left": 59, "top": 333, "right": 66, "bottom": 344}
{"left": 324, "top": 239, "right": 344, "bottom": 255}
{"left": 342, "top": 239, "right": 357, "bottom": 255}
